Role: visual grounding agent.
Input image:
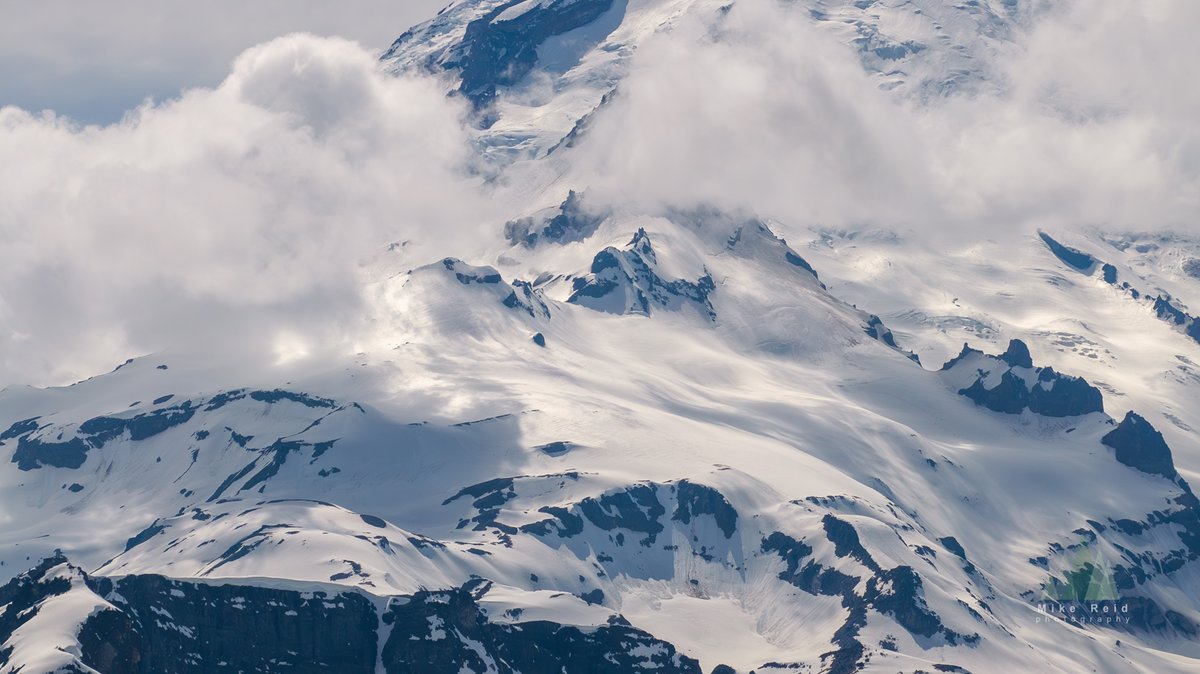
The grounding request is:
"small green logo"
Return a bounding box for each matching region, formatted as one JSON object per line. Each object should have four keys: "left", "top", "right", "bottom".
{"left": 1042, "top": 547, "right": 1120, "bottom": 603}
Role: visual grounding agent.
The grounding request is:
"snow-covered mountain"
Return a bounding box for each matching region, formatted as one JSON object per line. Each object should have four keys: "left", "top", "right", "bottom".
{"left": 3, "top": 1, "right": 1200, "bottom": 673}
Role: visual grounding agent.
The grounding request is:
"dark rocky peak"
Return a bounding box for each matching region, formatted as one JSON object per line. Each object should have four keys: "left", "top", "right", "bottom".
{"left": 940, "top": 340, "right": 1104, "bottom": 417}
{"left": 628, "top": 226, "right": 655, "bottom": 259}
{"left": 421, "top": 0, "right": 621, "bottom": 110}
{"left": 568, "top": 229, "right": 716, "bottom": 320}
{"left": 504, "top": 189, "right": 607, "bottom": 247}
{"left": 999, "top": 338, "right": 1034, "bottom": 369}
{"left": 1102, "top": 412, "right": 1178, "bottom": 479}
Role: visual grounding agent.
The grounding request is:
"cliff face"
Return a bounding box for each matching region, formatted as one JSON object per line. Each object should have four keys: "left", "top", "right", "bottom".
{"left": 1, "top": 557, "right": 702, "bottom": 674}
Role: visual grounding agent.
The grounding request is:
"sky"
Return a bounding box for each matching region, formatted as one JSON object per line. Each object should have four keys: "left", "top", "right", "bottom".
{"left": 0, "top": 0, "right": 447, "bottom": 124}
{"left": 0, "top": 0, "right": 1197, "bottom": 389}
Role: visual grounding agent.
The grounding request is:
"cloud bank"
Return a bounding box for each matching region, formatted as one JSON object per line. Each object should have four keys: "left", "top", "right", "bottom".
{"left": 0, "top": 34, "right": 491, "bottom": 387}
{"left": 2, "top": 0, "right": 1198, "bottom": 387}
{"left": 572, "top": 0, "right": 1200, "bottom": 240}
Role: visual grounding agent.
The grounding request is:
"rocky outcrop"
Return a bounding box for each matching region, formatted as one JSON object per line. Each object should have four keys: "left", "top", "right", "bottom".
{"left": 504, "top": 190, "right": 606, "bottom": 247}
{"left": 381, "top": 583, "right": 702, "bottom": 674}
{"left": 1039, "top": 231, "right": 1097, "bottom": 271}
{"left": 441, "top": 0, "right": 618, "bottom": 109}
{"left": 761, "top": 518, "right": 979, "bottom": 674}
{"left": 1039, "top": 231, "right": 1200, "bottom": 347}
{"left": 432, "top": 258, "right": 551, "bottom": 318}
{"left": 0, "top": 556, "right": 701, "bottom": 674}
{"left": 568, "top": 229, "right": 716, "bottom": 320}
{"left": 1102, "top": 412, "right": 1177, "bottom": 479}
{"left": 3, "top": 389, "right": 342, "bottom": 473}
{"left": 941, "top": 339, "right": 1104, "bottom": 417}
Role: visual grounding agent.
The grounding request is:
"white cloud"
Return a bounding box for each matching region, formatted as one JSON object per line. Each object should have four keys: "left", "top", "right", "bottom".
{"left": 0, "top": 0, "right": 448, "bottom": 123}
{"left": 3, "top": 0, "right": 1198, "bottom": 387}
{"left": 569, "top": 0, "right": 1200, "bottom": 241}
{"left": 0, "top": 34, "right": 492, "bottom": 387}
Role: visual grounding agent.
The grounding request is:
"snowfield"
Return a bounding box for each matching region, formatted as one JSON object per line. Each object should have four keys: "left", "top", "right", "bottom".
{"left": 2, "top": 1, "right": 1198, "bottom": 673}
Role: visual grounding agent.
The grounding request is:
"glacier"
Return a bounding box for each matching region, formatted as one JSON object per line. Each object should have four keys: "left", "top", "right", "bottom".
{"left": 2, "top": 1, "right": 1200, "bottom": 673}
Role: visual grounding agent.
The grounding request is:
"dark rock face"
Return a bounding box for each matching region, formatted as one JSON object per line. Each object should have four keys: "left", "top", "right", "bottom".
{"left": 864, "top": 314, "right": 921, "bottom": 362}
{"left": 0, "top": 555, "right": 78, "bottom": 654}
{"left": 448, "top": 476, "right": 743, "bottom": 568}
{"left": 88, "top": 574, "right": 380, "bottom": 674}
{"left": 761, "top": 518, "right": 979, "bottom": 674}
{"left": 381, "top": 586, "right": 702, "bottom": 674}
{"left": 944, "top": 340, "right": 1104, "bottom": 418}
{"left": 6, "top": 389, "right": 344, "bottom": 472}
{"left": 9, "top": 402, "right": 198, "bottom": 471}
{"left": 12, "top": 434, "right": 91, "bottom": 470}
{"left": 1038, "top": 231, "right": 1095, "bottom": 271}
{"left": 864, "top": 566, "right": 947, "bottom": 639}
{"left": 445, "top": 0, "right": 618, "bottom": 108}
{"left": 78, "top": 608, "right": 143, "bottom": 674}
{"left": 1102, "top": 412, "right": 1177, "bottom": 478}
{"left": 569, "top": 229, "right": 716, "bottom": 320}
{"left": 504, "top": 279, "right": 552, "bottom": 318}
{"left": 0, "top": 417, "right": 39, "bottom": 441}
{"left": 209, "top": 437, "right": 339, "bottom": 502}
{"left": 505, "top": 190, "right": 606, "bottom": 247}
{"left": 2, "top": 557, "right": 702, "bottom": 674}
{"left": 444, "top": 472, "right": 581, "bottom": 536}
{"left": 672, "top": 480, "right": 738, "bottom": 539}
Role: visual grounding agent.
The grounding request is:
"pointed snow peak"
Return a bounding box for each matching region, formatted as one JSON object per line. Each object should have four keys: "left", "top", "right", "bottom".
{"left": 1102, "top": 412, "right": 1177, "bottom": 479}
{"left": 568, "top": 230, "right": 714, "bottom": 320}
{"left": 1000, "top": 338, "right": 1034, "bottom": 369}
{"left": 718, "top": 216, "right": 823, "bottom": 287}
{"left": 628, "top": 227, "right": 655, "bottom": 259}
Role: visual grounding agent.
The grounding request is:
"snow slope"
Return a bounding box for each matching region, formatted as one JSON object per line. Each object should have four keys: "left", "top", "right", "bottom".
{"left": 2, "top": 1, "right": 1199, "bottom": 673}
